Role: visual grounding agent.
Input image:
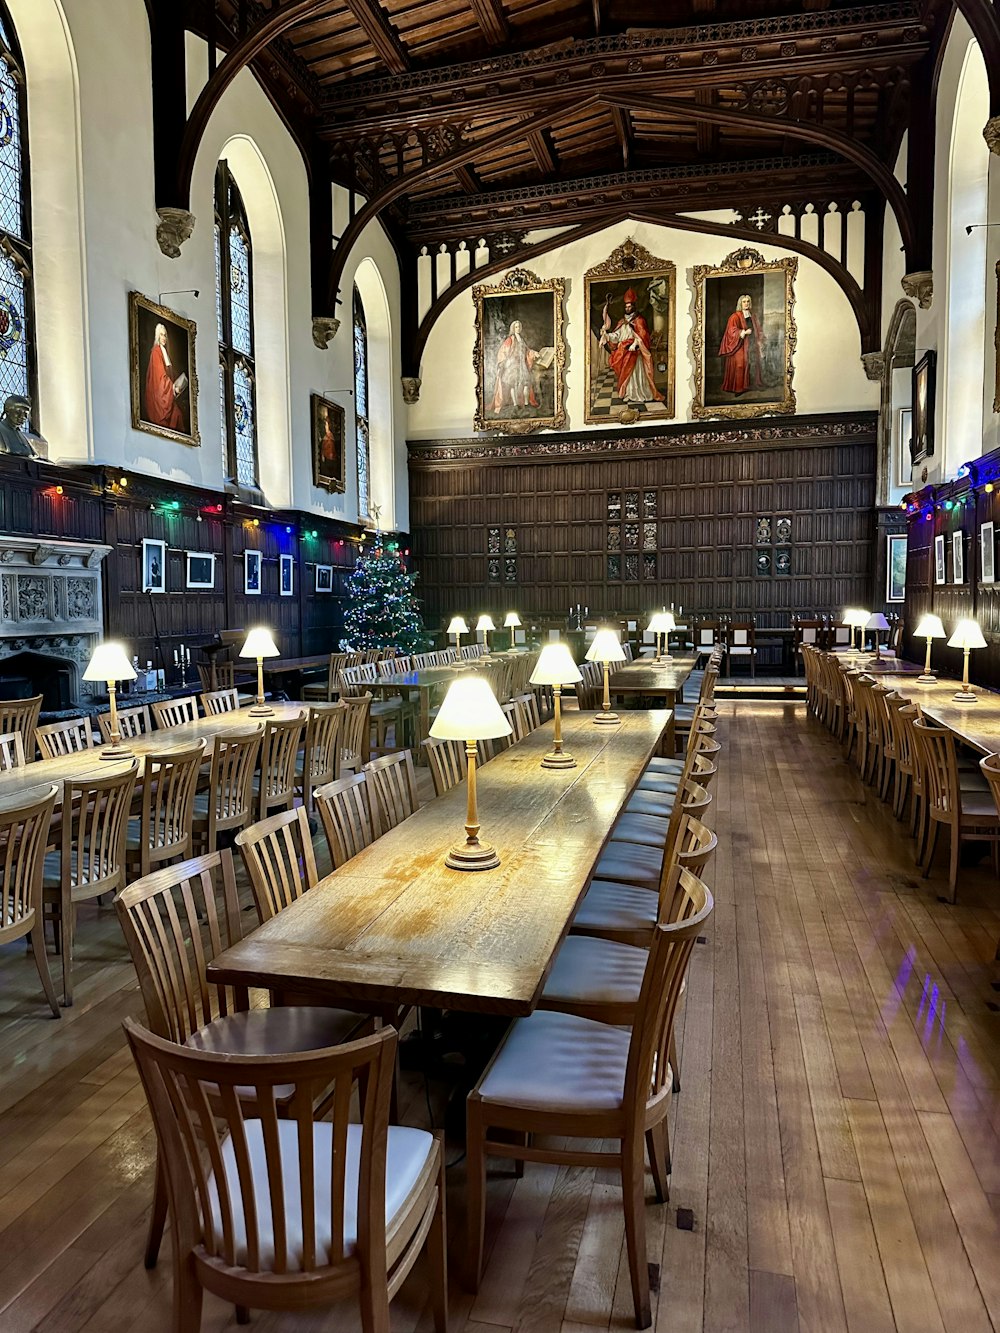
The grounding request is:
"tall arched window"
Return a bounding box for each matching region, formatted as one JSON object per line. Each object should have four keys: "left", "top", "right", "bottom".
{"left": 215, "top": 160, "right": 258, "bottom": 488}
{"left": 353, "top": 285, "right": 370, "bottom": 518}
{"left": 0, "top": 6, "right": 36, "bottom": 416}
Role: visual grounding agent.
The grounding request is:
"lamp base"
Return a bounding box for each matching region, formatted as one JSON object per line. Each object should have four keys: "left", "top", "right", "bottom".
{"left": 952, "top": 689, "right": 978, "bottom": 703}
{"left": 445, "top": 839, "right": 500, "bottom": 871}
{"left": 541, "top": 749, "right": 577, "bottom": 769}
{"left": 249, "top": 703, "right": 274, "bottom": 716}
{"left": 917, "top": 673, "right": 937, "bottom": 684}
{"left": 659, "top": 653, "right": 674, "bottom": 662}
{"left": 594, "top": 710, "right": 620, "bottom": 725}
{"left": 101, "top": 744, "right": 134, "bottom": 761}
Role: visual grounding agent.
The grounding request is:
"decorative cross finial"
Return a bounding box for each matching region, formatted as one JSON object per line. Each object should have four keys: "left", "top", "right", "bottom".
{"left": 747, "top": 207, "right": 771, "bottom": 231}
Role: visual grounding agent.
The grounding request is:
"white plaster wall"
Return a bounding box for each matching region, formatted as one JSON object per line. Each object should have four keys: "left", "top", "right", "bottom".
{"left": 408, "top": 218, "right": 877, "bottom": 440}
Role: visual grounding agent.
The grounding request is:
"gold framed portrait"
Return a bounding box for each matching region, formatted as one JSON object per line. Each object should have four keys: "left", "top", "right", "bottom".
{"left": 584, "top": 238, "right": 675, "bottom": 425}
{"left": 473, "top": 268, "right": 566, "bottom": 433}
{"left": 128, "top": 291, "right": 199, "bottom": 445}
{"left": 691, "top": 247, "right": 797, "bottom": 420}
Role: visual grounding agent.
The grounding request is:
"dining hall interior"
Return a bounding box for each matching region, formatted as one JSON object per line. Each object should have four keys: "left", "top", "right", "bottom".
{"left": 1, "top": 0, "right": 1000, "bottom": 1330}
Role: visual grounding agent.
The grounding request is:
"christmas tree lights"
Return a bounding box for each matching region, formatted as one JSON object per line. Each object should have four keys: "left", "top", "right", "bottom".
{"left": 340, "top": 528, "right": 427, "bottom": 653}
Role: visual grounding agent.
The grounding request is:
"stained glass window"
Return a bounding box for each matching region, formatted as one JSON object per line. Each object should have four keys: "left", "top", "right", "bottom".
{"left": 354, "top": 287, "right": 370, "bottom": 518}
{"left": 0, "top": 9, "right": 35, "bottom": 416}
{"left": 215, "top": 161, "right": 258, "bottom": 489}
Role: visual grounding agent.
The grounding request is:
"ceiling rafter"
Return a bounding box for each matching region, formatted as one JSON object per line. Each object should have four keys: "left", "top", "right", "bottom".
{"left": 609, "top": 105, "right": 633, "bottom": 170}
{"left": 341, "top": 0, "right": 411, "bottom": 74}
{"left": 468, "top": 0, "right": 510, "bottom": 46}
{"left": 527, "top": 129, "right": 556, "bottom": 176}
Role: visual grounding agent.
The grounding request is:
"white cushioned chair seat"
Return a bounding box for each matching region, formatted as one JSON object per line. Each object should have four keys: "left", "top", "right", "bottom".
{"left": 644, "top": 756, "right": 685, "bottom": 775}
{"left": 611, "top": 811, "right": 671, "bottom": 848}
{"left": 591, "top": 840, "right": 663, "bottom": 889}
{"left": 207, "top": 1119, "right": 435, "bottom": 1271}
{"left": 625, "top": 789, "right": 677, "bottom": 818}
{"left": 540, "top": 935, "right": 648, "bottom": 1011}
{"left": 186, "top": 1006, "right": 364, "bottom": 1058}
{"left": 572, "top": 880, "right": 657, "bottom": 936}
{"left": 478, "top": 1010, "right": 629, "bottom": 1113}
{"left": 636, "top": 771, "right": 682, "bottom": 793}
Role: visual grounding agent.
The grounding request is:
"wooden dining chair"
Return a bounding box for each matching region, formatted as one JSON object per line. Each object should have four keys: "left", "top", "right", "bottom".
{"left": 363, "top": 750, "right": 421, "bottom": 832}
{"left": 191, "top": 725, "right": 263, "bottom": 854}
{"left": 43, "top": 762, "right": 138, "bottom": 1005}
{"left": 125, "top": 741, "right": 206, "bottom": 879}
{"left": 513, "top": 691, "right": 542, "bottom": 732}
{"left": 0, "top": 729, "right": 26, "bottom": 770}
{"left": 912, "top": 718, "right": 1000, "bottom": 902}
{"left": 236, "top": 805, "right": 319, "bottom": 924}
{"left": 123, "top": 1018, "right": 446, "bottom": 1333}
{"left": 301, "top": 652, "right": 349, "bottom": 703}
{"left": 591, "top": 777, "right": 712, "bottom": 893}
{"left": 0, "top": 783, "right": 59, "bottom": 1016}
{"left": 35, "top": 715, "right": 95, "bottom": 760}
{"left": 256, "top": 712, "right": 306, "bottom": 821}
{"left": 201, "top": 687, "right": 240, "bottom": 716}
{"left": 97, "top": 703, "right": 152, "bottom": 744}
{"left": 466, "top": 869, "right": 713, "bottom": 1330}
{"left": 116, "top": 848, "right": 367, "bottom": 1270}
{"left": 421, "top": 735, "right": 465, "bottom": 797}
{"left": 297, "top": 702, "right": 344, "bottom": 813}
{"left": 151, "top": 695, "right": 199, "bottom": 729}
{"left": 0, "top": 694, "right": 42, "bottom": 761}
{"left": 501, "top": 699, "right": 528, "bottom": 743}
{"left": 313, "top": 772, "right": 381, "bottom": 869}
{"left": 340, "top": 690, "right": 373, "bottom": 773}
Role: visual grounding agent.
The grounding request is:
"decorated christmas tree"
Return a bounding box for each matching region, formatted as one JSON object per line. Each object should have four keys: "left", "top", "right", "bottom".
{"left": 340, "top": 526, "right": 427, "bottom": 653}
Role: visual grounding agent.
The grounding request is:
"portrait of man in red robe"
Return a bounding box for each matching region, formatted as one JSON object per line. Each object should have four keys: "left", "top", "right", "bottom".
{"left": 718, "top": 294, "right": 764, "bottom": 395}
{"left": 143, "top": 322, "right": 187, "bottom": 432}
{"left": 599, "top": 287, "right": 664, "bottom": 406}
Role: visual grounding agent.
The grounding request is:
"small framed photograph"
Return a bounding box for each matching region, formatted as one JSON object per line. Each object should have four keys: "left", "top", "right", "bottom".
{"left": 280, "top": 553, "right": 294, "bottom": 597}
{"left": 953, "top": 531, "right": 965, "bottom": 584}
{"left": 934, "top": 533, "right": 946, "bottom": 585}
{"left": 983, "top": 521, "right": 995, "bottom": 584}
{"left": 895, "top": 407, "right": 913, "bottom": 488}
{"left": 886, "top": 533, "right": 907, "bottom": 602}
{"left": 142, "top": 538, "right": 166, "bottom": 593}
{"left": 315, "top": 564, "right": 333, "bottom": 593}
{"left": 185, "top": 551, "right": 215, "bottom": 590}
{"left": 244, "top": 549, "right": 261, "bottom": 596}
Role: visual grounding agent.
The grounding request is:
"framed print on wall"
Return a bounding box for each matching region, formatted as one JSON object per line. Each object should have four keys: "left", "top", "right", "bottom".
{"left": 473, "top": 268, "right": 566, "bottom": 433}
{"left": 311, "top": 393, "right": 345, "bottom": 493}
{"left": 911, "top": 350, "right": 935, "bottom": 463}
{"left": 315, "top": 564, "right": 333, "bottom": 593}
{"left": 886, "top": 534, "right": 907, "bottom": 602}
{"left": 982, "top": 521, "right": 995, "bottom": 584}
{"left": 244, "top": 549, "right": 261, "bottom": 596}
{"left": 280, "top": 553, "right": 294, "bottom": 597}
{"left": 994, "top": 259, "right": 1000, "bottom": 415}
{"left": 185, "top": 551, "right": 214, "bottom": 590}
{"left": 895, "top": 407, "right": 913, "bottom": 488}
{"left": 953, "top": 531, "right": 964, "bottom": 584}
{"left": 129, "top": 292, "right": 199, "bottom": 446}
{"left": 691, "top": 247, "right": 797, "bottom": 420}
{"left": 141, "top": 538, "right": 166, "bottom": 593}
{"left": 934, "top": 533, "right": 946, "bottom": 585}
{"left": 583, "top": 238, "right": 675, "bottom": 425}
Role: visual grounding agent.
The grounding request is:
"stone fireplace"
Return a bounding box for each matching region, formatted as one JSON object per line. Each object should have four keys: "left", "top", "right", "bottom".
{"left": 0, "top": 535, "right": 112, "bottom": 707}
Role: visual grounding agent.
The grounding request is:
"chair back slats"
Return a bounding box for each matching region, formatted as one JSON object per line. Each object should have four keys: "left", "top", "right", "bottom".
{"left": 258, "top": 713, "right": 307, "bottom": 818}
{"left": 236, "top": 806, "right": 319, "bottom": 924}
{"left": 202, "top": 726, "right": 263, "bottom": 848}
{"left": 912, "top": 719, "right": 962, "bottom": 817}
{"left": 98, "top": 704, "right": 152, "bottom": 743}
{"left": 513, "top": 692, "right": 541, "bottom": 732}
{"left": 302, "top": 703, "right": 345, "bottom": 807}
{"left": 0, "top": 783, "right": 57, "bottom": 944}
{"left": 62, "top": 763, "right": 138, "bottom": 896}
{"left": 501, "top": 700, "right": 528, "bottom": 743}
{"left": 421, "top": 736, "right": 465, "bottom": 797}
{"left": 0, "top": 730, "right": 25, "bottom": 770}
{"left": 340, "top": 691, "right": 372, "bottom": 772}
{"left": 0, "top": 694, "right": 42, "bottom": 761}
{"left": 116, "top": 849, "right": 244, "bottom": 1043}
{"left": 363, "top": 750, "right": 420, "bottom": 831}
{"left": 35, "top": 715, "right": 95, "bottom": 760}
{"left": 314, "top": 773, "right": 380, "bottom": 868}
{"left": 123, "top": 1018, "right": 397, "bottom": 1276}
{"left": 151, "top": 696, "right": 199, "bottom": 729}
{"left": 203, "top": 688, "right": 240, "bottom": 716}
{"left": 134, "top": 741, "right": 206, "bottom": 876}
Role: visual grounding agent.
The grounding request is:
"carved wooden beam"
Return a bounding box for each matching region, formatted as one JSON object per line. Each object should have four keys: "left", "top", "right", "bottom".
{"left": 527, "top": 129, "right": 556, "bottom": 176}
{"left": 454, "top": 164, "right": 481, "bottom": 194}
{"left": 610, "top": 105, "right": 633, "bottom": 171}
{"left": 695, "top": 89, "right": 717, "bottom": 156}
{"left": 469, "top": 0, "right": 510, "bottom": 45}
{"left": 342, "top": 0, "right": 410, "bottom": 74}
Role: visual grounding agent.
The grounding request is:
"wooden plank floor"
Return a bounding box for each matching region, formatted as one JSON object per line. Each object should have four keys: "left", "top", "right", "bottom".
{"left": 2, "top": 702, "right": 1000, "bottom": 1331}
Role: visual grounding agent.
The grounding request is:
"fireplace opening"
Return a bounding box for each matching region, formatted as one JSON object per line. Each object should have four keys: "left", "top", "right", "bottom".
{"left": 0, "top": 652, "right": 75, "bottom": 710}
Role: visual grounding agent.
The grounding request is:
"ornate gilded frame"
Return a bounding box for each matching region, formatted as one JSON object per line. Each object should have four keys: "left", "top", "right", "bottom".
{"left": 128, "top": 291, "right": 200, "bottom": 445}
{"left": 473, "top": 268, "right": 566, "bottom": 433}
{"left": 583, "top": 238, "right": 676, "bottom": 425}
{"left": 691, "top": 247, "right": 797, "bottom": 420}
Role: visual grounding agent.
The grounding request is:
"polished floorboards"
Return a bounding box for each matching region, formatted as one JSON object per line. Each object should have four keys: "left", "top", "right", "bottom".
{"left": 1, "top": 702, "right": 1000, "bottom": 1331}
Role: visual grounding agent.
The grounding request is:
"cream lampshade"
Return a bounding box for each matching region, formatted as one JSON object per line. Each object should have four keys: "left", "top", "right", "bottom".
{"left": 586, "top": 628, "right": 627, "bottom": 725}
{"left": 430, "top": 674, "right": 512, "bottom": 870}
{"left": 947, "top": 619, "right": 987, "bottom": 702}
{"left": 447, "top": 615, "right": 469, "bottom": 665}
{"left": 503, "top": 610, "right": 521, "bottom": 652}
{"left": 239, "top": 626, "right": 279, "bottom": 716}
{"left": 914, "top": 613, "right": 946, "bottom": 682}
{"left": 647, "top": 611, "right": 672, "bottom": 662}
{"left": 844, "top": 607, "right": 870, "bottom": 652}
{"left": 530, "top": 641, "right": 583, "bottom": 769}
{"left": 84, "top": 641, "right": 138, "bottom": 760}
{"left": 866, "top": 612, "right": 890, "bottom": 661}
{"left": 476, "top": 613, "right": 496, "bottom": 654}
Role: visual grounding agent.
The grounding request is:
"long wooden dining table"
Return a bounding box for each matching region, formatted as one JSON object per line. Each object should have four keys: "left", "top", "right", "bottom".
{"left": 608, "top": 655, "right": 696, "bottom": 750}
{"left": 208, "top": 708, "right": 671, "bottom": 1017}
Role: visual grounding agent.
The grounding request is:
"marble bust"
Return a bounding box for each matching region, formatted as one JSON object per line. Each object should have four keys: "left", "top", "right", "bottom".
{"left": 0, "top": 395, "right": 47, "bottom": 458}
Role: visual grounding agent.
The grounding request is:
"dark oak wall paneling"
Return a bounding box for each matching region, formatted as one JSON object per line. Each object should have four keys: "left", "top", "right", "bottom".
{"left": 0, "top": 456, "right": 406, "bottom": 673}
{"left": 408, "top": 412, "right": 879, "bottom": 630}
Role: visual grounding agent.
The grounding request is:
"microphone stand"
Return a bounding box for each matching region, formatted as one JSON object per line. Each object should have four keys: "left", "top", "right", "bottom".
{"left": 145, "top": 587, "right": 169, "bottom": 686}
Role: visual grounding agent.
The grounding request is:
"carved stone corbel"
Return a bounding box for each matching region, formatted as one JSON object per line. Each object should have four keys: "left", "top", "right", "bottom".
{"left": 156, "top": 207, "right": 196, "bottom": 259}
{"left": 901, "top": 270, "right": 933, "bottom": 309}
{"left": 30, "top": 545, "right": 53, "bottom": 566}
{"left": 401, "top": 376, "right": 421, "bottom": 405}
{"left": 984, "top": 115, "right": 1000, "bottom": 155}
{"left": 312, "top": 317, "right": 340, "bottom": 349}
{"left": 861, "top": 352, "right": 885, "bottom": 382}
